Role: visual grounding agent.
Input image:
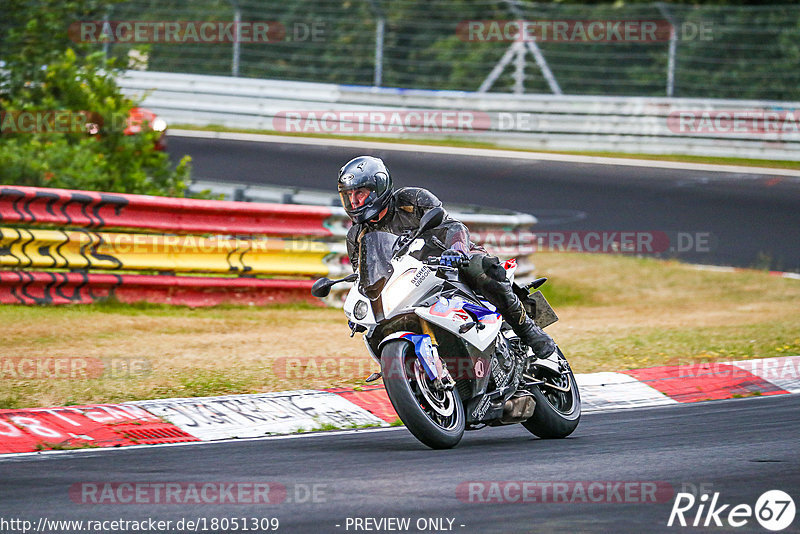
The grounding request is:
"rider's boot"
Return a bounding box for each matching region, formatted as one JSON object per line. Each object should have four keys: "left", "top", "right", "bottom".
{"left": 504, "top": 298, "right": 556, "bottom": 361}
{"left": 463, "top": 254, "right": 556, "bottom": 361}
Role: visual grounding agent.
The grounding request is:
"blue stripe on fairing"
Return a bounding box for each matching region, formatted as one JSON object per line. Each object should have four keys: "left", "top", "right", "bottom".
{"left": 462, "top": 302, "right": 499, "bottom": 319}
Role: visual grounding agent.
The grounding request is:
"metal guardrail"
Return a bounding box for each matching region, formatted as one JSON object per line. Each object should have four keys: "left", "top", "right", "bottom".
{"left": 187, "top": 180, "right": 538, "bottom": 239}
{"left": 120, "top": 70, "right": 800, "bottom": 160}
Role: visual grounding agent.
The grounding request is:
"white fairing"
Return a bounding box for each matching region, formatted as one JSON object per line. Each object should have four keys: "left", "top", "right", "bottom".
{"left": 382, "top": 255, "right": 440, "bottom": 320}
{"left": 344, "top": 253, "right": 518, "bottom": 353}
{"left": 415, "top": 300, "right": 501, "bottom": 352}
{"left": 343, "top": 285, "right": 377, "bottom": 326}
{"left": 343, "top": 254, "right": 440, "bottom": 324}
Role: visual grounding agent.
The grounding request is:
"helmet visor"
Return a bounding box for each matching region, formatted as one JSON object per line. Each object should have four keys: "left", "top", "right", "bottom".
{"left": 339, "top": 186, "right": 377, "bottom": 213}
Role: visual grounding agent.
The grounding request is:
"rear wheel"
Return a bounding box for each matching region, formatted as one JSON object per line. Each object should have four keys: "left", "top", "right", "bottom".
{"left": 381, "top": 340, "right": 465, "bottom": 449}
{"left": 522, "top": 348, "right": 581, "bottom": 439}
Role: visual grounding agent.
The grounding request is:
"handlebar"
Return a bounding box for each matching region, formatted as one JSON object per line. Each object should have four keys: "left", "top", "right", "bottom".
{"left": 425, "top": 256, "right": 470, "bottom": 269}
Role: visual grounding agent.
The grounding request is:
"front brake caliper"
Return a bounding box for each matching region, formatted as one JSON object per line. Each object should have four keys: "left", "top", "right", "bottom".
{"left": 405, "top": 334, "right": 454, "bottom": 391}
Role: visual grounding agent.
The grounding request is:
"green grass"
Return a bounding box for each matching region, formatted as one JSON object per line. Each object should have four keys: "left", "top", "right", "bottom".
{"left": 179, "top": 371, "right": 254, "bottom": 398}
{"left": 173, "top": 123, "right": 800, "bottom": 170}
{"left": 581, "top": 322, "right": 800, "bottom": 371}
{"left": 35, "top": 441, "right": 100, "bottom": 451}
{"left": 538, "top": 279, "right": 599, "bottom": 308}
{"left": 0, "top": 395, "right": 22, "bottom": 410}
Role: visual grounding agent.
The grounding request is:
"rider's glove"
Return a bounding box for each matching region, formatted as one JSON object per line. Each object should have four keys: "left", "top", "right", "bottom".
{"left": 440, "top": 248, "right": 468, "bottom": 268}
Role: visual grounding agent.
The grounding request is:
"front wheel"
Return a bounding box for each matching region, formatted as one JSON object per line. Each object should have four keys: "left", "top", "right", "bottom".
{"left": 381, "top": 340, "right": 465, "bottom": 449}
{"left": 522, "top": 348, "right": 581, "bottom": 439}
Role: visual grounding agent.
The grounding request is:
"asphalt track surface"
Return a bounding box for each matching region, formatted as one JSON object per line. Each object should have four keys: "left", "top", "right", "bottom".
{"left": 1, "top": 395, "right": 798, "bottom": 533}
{"left": 168, "top": 136, "right": 800, "bottom": 272}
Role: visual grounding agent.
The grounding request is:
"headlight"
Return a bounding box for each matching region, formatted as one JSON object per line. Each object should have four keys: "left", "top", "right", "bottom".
{"left": 353, "top": 300, "right": 368, "bottom": 320}
{"left": 382, "top": 268, "right": 417, "bottom": 314}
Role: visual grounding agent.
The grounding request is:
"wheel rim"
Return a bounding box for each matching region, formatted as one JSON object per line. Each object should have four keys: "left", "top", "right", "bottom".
{"left": 541, "top": 372, "right": 576, "bottom": 415}
{"left": 413, "top": 360, "right": 455, "bottom": 417}
{"left": 406, "top": 356, "right": 460, "bottom": 430}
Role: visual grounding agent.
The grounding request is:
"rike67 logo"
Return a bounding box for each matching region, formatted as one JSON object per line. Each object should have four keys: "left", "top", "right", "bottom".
{"left": 668, "top": 490, "right": 795, "bottom": 531}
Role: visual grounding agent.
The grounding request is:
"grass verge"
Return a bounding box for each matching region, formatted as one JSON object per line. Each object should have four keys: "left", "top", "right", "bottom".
{"left": 1, "top": 252, "right": 799, "bottom": 409}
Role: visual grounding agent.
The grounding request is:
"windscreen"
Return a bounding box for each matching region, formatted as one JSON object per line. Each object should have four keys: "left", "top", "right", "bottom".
{"left": 358, "top": 231, "right": 398, "bottom": 300}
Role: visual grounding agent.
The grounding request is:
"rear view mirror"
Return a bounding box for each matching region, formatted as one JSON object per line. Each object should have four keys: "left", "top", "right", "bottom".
{"left": 311, "top": 277, "right": 335, "bottom": 298}
{"left": 311, "top": 273, "right": 358, "bottom": 298}
{"left": 419, "top": 207, "right": 446, "bottom": 233}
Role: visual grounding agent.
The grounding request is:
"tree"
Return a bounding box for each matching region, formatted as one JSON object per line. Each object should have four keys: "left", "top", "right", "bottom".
{"left": 0, "top": 0, "right": 190, "bottom": 196}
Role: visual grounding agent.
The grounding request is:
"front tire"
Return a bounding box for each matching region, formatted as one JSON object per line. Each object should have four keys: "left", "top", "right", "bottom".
{"left": 522, "top": 349, "right": 581, "bottom": 439}
{"left": 381, "top": 340, "right": 465, "bottom": 449}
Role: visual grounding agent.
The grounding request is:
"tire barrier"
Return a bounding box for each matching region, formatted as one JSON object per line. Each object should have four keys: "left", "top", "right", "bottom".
{"left": 0, "top": 186, "right": 350, "bottom": 306}
{"left": 0, "top": 185, "right": 336, "bottom": 237}
{"left": 0, "top": 185, "right": 534, "bottom": 306}
{"left": 0, "top": 227, "right": 340, "bottom": 277}
{"left": 0, "top": 271, "right": 316, "bottom": 307}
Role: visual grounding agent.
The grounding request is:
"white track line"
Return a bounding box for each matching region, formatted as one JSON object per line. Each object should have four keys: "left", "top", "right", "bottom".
{"left": 170, "top": 129, "right": 800, "bottom": 178}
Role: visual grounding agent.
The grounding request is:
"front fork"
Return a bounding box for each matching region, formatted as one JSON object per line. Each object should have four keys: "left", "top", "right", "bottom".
{"left": 420, "top": 319, "right": 456, "bottom": 391}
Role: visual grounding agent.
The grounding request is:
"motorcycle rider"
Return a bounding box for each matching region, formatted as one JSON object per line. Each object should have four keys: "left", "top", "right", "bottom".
{"left": 338, "top": 155, "right": 556, "bottom": 362}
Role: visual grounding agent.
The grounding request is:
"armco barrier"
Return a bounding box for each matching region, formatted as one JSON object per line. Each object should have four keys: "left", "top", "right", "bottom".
{"left": 119, "top": 71, "right": 800, "bottom": 161}
{"left": 186, "top": 180, "right": 540, "bottom": 252}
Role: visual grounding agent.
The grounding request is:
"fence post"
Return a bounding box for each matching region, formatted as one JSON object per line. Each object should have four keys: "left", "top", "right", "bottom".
{"left": 102, "top": 10, "right": 111, "bottom": 60}
{"left": 230, "top": 0, "right": 241, "bottom": 77}
{"left": 513, "top": 42, "right": 525, "bottom": 94}
{"left": 368, "top": 0, "right": 385, "bottom": 87}
{"left": 507, "top": 0, "right": 562, "bottom": 95}
{"left": 374, "top": 17, "right": 385, "bottom": 87}
{"left": 657, "top": 3, "right": 677, "bottom": 97}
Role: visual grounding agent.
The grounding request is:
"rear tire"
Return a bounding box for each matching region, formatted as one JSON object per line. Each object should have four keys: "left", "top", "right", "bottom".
{"left": 381, "top": 340, "right": 465, "bottom": 449}
{"left": 522, "top": 349, "right": 581, "bottom": 439}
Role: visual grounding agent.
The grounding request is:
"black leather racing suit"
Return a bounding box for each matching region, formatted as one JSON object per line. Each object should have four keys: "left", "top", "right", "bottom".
{"left": 345, "top": 187, "right": 555, "bottom": 358}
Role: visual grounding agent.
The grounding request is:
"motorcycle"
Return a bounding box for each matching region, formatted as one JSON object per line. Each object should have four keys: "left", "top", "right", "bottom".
{"left": 311, "top": 207, "right": 580, "bottom": 449}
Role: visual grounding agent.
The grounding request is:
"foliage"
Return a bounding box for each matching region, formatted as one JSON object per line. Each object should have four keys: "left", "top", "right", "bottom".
{"left": 96, "top": 0, "right": 800, "bottom": 99}
{"left": 0, "top": 0, "right": 190, "bottom": 195}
